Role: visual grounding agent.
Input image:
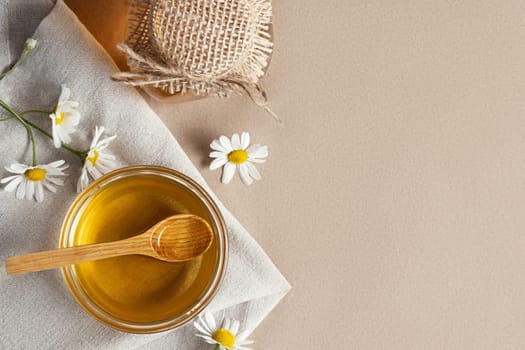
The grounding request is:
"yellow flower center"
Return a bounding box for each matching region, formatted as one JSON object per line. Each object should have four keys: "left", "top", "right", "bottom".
{"left": 55, "top": 111, "right": 65, "bottom": 125}
{"left": 87, "top": 149, "right": 99, "bottom": 167}
{"left": 228, "top": 150, "right": 248, "bottom": 164}
{"left": 24, "top": 168, "right": 46, "bottom": 181}
{"left": 212, "top": 328, "right": 235, "bottom": 349}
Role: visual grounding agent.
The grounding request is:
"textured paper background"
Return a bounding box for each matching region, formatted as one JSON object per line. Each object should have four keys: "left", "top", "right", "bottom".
{"left": 6, "top": 0, "right": 525, "bottom": 349}
{"left": 148, "top": 1, "right": 525, "bottom": 349}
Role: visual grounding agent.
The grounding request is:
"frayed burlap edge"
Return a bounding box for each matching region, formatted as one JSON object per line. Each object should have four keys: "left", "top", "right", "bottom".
{"left": 112, "top": 0, "right": 279, "bottom": 120}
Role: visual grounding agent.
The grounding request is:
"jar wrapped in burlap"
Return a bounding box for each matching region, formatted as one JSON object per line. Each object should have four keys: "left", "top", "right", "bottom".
{"left": 113, "top": 0, "right": 276, "bottom": 116}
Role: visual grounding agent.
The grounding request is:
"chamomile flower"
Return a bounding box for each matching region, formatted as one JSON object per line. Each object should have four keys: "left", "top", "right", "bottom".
{"left": 49, "top": 86, "right": 80, "bottom": 148}
{"left": 209, "top": 132, "right": 268, "bottom": 185}
{"left": 0, "top": 160, "right": 68, "bottom": 202}
{"left": 24, "top": 38, "right": 37, "bottom": 51}
{"left": 77, "top": 126, "right": 117, "bottom": 193}
{"left": 194, "top": 312, "right": 254, "bottom": 350}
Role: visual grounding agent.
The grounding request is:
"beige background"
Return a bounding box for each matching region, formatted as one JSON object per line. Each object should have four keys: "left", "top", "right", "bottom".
{"left": 67, "top": 0, "right": 525, "bottom": 348}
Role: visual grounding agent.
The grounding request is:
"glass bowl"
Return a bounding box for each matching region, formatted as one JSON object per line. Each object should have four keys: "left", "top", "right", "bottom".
{"left": 59, "top": 166, "right": 227, "bottom": 333}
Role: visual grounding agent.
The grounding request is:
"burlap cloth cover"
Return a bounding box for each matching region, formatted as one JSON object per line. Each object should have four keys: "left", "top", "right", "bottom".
{"left": 0, "top": 1, "right": 289, "bottom": 349}
{"left": 113, "top": 0, "right": 275, "bottom": 112}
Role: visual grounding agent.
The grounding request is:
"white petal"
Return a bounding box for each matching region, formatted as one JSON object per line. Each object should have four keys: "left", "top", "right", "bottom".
{"left": 48, "top": 160, "right": 66, "bottom": 168}
{"left": 194, "top": 332, "right": 209, "bottom": 340}
{"left": 96, "top": 135, "right": 117, "bottom": 150}
{"left": 236, "top": 331, "right": 252, "bottom": 342}
{"left": 44, "top": 166, "right": 67, "bottom": 176}
{"left": 77, "top": 169, "right": 89, "bottom": 193}
{"left": 245, "top": 162, "right": 261, "bottom": 181}
{"left": 90, "top": 126, "right": 104, "bottom": 148}
{"left": 210, "top": 139, "right": 228, "bottom": 153}
{"left": 210, "top": 157, "right": 228, "bottom": 170}
{"left": 209, "top": 151, "right": 227, "bottom": 159}
{"left": 15, "top": 179, "right": 26, "bottom": 199}
{"left": 45, "top": 165, "right": 68, "bottom": 175}
{"left": 44, "top": 182, "right": 57, "bottom": 193}
{"left": 35, "top": 182, "right": 44, "bottom": 202}
{"left": 58, "top": 85, "right": 71, "bottom": 103}
{"left": 195, "top": 335, "right": 217, "bottom": 345}
{"left": 61, "top": 123, "right": 76, "bottom": 133}
{"left": 248, "top": 157, "right": 266, "bottom": 164}
{"left": 237, "top": 346, "right": 254, "bottom": 350}
{"left": 230, "top": 319, "right": 240, "bottom": 335}
{"left": 98, "top": 152, "right": 117, "bottom": 161}
{"left": 53, "top": 162, "right": 69, "bottom": 172}
{"left": 87, "top": 165, "right": 103, "bottom": 179}
{"left": 1, "top": 174, "right": 20, "bottom": 184}
{"left": 46, "top": 177, "right": 64, "bottom": 186}
{"left": 204, "top": 312, "right": 217, "bottom": 331}
{"left": 60, "top": 101, "right": 79, "bottom": 111}
{"left": 57, "top": 127, "right": 67, "bottom": 144}
{"left": 52, "top": 124, "right": 62, "bottom": 148}
{"left": 247, "top": 144, "right": 268, "bottom": 159}
{"left": 3, "top": 176, "right": 23, "bottom": 192}
{"left": 25, "top": 180, "right": 34, "bottom": 201}
{"left": 221, "top": 163, "right": 236, "bottom": 184}
{"left": 223, "top": 318, "right": 231, "bottom": 331}
{"left": 231, "top": 133, "right": 241, "bottom": 149}
{"left": 246, "top": 144, "right": 260, "bottom": 154}
{"left": 257, "top": 145, "right": 269, "bottom": 157}
{"left": 65, "top": 111, "right": 80, "bottom": 127}
{"left": 96, "top": 159, "right": 117, "bottom": 171}
{"left": 95, "top": 157, "right": 114, "bottom": 168}
{"left": 76, "top": 180, "right": 83, "bottom": 194}
{"left": 241, "top": 132, "right": 250, "bottom": 149}
{"left": 96, "top": 160, "right": 116, "bottom": 172}
{"left": 62, "top": 118, "right": 80, "bottom": 132}
{"left": 95, "top": 163, "right": 111, "bottom": 174}
{"left": 238, "top": 164, "right": 253, "bottom": 185}
{"left": 237, "top": 345, "right": 254, "bottom": 350}
{"left": 193, "top": 322, "right": 210, "bottom": 336}
{"left": 197, "top": 315, "right": 213, "bottom": 333}
{"left": 60, "top": 129, "right": 71, "bottom": 144}
{"left": 67, "top": 100, "right": 79, "bottom": 108}
{"left": 219, "top": 135, "right": 233, "bottom": 152}
{"left": 6, "top": 163, "right": 28, "bottom": 174}
{"left": 53, "top": 125, "right": 62, "bottom": 144}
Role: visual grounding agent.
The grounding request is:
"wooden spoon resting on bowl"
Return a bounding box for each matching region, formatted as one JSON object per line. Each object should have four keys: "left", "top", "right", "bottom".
{"left": 5, "top": 214, "right": 214, "bottom": 275}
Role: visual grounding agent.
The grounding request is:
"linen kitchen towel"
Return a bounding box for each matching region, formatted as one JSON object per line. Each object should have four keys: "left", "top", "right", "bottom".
{"left": 0, "top": 1, "right": 290, "bottom": 349}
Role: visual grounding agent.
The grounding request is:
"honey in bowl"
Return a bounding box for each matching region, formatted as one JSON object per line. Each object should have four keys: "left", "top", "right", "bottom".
{"left": 60, "top": 167, "right": 227, "bottom": 333}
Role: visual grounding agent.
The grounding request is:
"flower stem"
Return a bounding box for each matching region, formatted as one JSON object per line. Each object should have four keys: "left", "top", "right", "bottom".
{"left": 0, "top": 116, "right": 15, "bottom": 122}
{"left": 0, "top": 99, "right": 37, "bottom": 165}
{"left": 23, "top": 118, "right": 86, "bottom": 159}
{"left": 0, "top": 49, "right": 29, "bottom": 79}
{"left": 214, "top": 345, "right": 220, "bottom": 350}
{"left": 20, "top": 109, "right": 54, "bottom": 116}
{"left": 0, "top": 98, "right": 86, "bottom": 163}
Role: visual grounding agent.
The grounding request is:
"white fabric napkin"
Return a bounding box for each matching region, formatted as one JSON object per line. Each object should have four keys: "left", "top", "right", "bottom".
{"left": 0, "top": 1, "right": 290, "bottom": 349}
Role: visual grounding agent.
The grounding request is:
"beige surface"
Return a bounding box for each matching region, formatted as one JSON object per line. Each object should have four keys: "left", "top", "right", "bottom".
{"left": 68, "top": 0, "right": 525, "bottom": 348}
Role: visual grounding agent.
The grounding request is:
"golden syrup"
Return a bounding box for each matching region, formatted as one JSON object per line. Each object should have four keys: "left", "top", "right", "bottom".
{"left": 71, "top": 173, "right": 218, "bottom": 323}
